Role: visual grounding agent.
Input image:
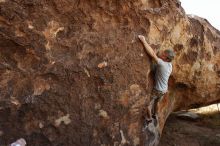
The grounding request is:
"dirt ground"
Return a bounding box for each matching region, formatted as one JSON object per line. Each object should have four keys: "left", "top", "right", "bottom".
{"left": 160, "top": 111, "right": 220, "bottom": 146}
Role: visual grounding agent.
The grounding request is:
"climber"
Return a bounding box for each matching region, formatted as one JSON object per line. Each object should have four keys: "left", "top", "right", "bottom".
{"left": 138, "top": 35, "right": 175, "bottom": 126}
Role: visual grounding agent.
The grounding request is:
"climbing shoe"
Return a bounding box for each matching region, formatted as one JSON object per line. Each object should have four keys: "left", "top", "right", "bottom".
{"left": 152, "top": 114, "right": 157, "bottom": 119}
{"left": 142, "top": 119, "right": 152, "bottom": 131}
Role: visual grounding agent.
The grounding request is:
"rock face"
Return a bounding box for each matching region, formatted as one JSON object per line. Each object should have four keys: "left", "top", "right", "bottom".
{"left": 0, "top": 0, "right": 219, "bottom": 145}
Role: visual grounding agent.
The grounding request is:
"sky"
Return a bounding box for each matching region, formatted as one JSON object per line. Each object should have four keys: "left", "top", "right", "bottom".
{"left": 180, "top": 0, "right": 220, "bottom": 30}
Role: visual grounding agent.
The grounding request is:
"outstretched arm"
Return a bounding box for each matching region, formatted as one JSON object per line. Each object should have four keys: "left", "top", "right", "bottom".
{"left": 138, "top": 35, "right": 159, "bottom": 63}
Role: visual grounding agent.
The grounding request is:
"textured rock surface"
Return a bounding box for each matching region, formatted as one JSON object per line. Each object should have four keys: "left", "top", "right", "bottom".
{"left": 0, "top": 0, "right": 219, "bottom": 145}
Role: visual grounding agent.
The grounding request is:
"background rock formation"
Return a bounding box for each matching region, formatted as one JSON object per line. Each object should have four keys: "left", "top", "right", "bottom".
{"left": 0, "top": 0, "right": 219, "bottom": 145}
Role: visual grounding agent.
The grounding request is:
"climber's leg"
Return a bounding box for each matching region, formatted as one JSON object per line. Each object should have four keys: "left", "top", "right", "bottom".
{"left": 152, "top": 97, "right": 160, "bottom": 118}
{"left": 151, "top": 90, "right": 164, "bottom": 118}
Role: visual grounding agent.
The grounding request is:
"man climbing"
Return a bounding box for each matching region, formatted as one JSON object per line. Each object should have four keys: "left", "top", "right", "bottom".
{"left": 138, "top": 35, "right": 175, "bottom": 126}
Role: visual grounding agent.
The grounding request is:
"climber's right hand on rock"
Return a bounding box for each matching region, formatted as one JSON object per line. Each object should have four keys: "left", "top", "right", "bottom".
{"left": 138, "top": 35, "right": 146, "bottom": 42}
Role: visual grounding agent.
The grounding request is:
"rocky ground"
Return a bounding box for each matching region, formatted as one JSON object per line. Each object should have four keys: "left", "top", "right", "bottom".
{"left": 160, "top": 111, "right": 220, "bottom": 146}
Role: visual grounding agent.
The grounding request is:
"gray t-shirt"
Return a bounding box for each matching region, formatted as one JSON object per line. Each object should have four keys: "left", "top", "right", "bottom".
{"left": 154, "top": 58, "right": 172, "bottom": 93}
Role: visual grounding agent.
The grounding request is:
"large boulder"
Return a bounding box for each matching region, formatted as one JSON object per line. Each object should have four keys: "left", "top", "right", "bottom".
{"left": 0, "top": 0, "right": 219, "bottom": 145}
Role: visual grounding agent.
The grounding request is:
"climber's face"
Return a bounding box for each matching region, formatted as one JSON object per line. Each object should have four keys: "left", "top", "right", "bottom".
{"left": 159, "top": 51, "right": 168, "bottom": 61}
